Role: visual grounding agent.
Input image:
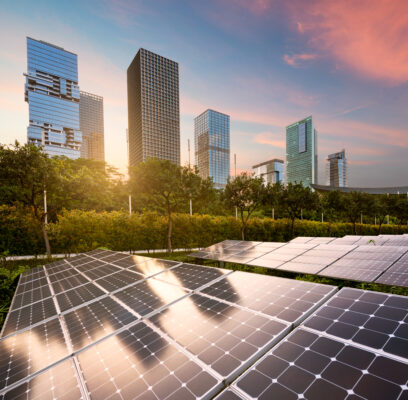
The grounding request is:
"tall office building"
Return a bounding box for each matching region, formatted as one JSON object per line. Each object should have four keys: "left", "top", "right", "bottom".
{"left": 25, "top": 37, "right": 81, "bottom": 158}
{"left": 79, "top": 91, "right": 105, "bottom": 161}
{"left": 127, "top": 48, "right": 180, "bottom": 166}
{"left": 252, "top": 159, "right": 284, "bottom": 185}
{"left": 194, "top": 109, "right": 230, "bottom": 189}
{"left": 326, "top": 149, "right": 347, "bottom": 187}
{"left": 286, "top": 116, "right": 318, "bottom": 188}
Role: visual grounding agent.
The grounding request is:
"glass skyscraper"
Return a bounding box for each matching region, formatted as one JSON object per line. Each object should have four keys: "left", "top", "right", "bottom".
{"left": 127, "top": 48, "right": 180, "bottom": 166}
{"left": 326, "top": 149, "right": 347, "bottom": 187}
{"left": 286, "top": 116, "right": 318, "bottom": 188}
{"left": 252, "top": 159, "right": 284, "bottom": 185}
{"left": 25, "top": 37, "right": 82, "bottom": 158}
{"left": 194, "top": 109, "right": 230, "bottom": 188}
{"left": 79, "top": 91, "right": 105, "bottom": 161}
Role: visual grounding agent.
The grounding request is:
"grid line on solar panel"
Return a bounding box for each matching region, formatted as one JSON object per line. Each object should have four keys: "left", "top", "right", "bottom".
{"left": 214, "top": 387, "right": 248, "bottom": 399}
{"left": 77, "top": 319, "right": 223, "bottom": 400}
{"left": 302, "top": 287, "right": 408, "bottom": 361}
{"left": 232, "top": 327, "right": 408, "bottom": 400}
{"left": 0, "top": 318, "right": 70, "bottom": 393}
{"left": 198, "top": 271, "right": 337, "bottom": 326}
{"left": 0, "top": 358, "right": 86, "bottom": 400}
{"left": 151, "top": 263, "right": 233, "bottom": 292}
{"left": 148, "top": 293, "right": 291, "bottom": 382}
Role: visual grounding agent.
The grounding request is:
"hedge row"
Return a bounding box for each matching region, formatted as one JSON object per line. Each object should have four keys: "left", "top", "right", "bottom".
{"left": 1, "top": 207, "right": 407, "bottom": 255}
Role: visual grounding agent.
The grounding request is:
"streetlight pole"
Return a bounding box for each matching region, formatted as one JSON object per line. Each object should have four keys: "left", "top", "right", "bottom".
{"left": 44, "top": 190, "right": 47, "bottom": 224}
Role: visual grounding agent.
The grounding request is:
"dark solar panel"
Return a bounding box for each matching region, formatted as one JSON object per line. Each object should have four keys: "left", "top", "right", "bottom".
{"left": 18, "top": 268, "right": 45, "bottom": 285}
{"left": 149, "top": 293, "right": 290, "bottom": 381}
{"left": 77, "top": 321, "right": 221, "bottom": 400}
{"left": 0, "top": 359, "right": 85, "bottom": 400}
{"left": 303, "top": 287, "right": 408, "bottom": 359}
{"left": 15, "top": 277, "right": 48, "bottom": 295}
{"left": 50, "top": 274, "right": 90, "bottom": 294}
{"left": 12, "top": 284, "right": 52, "bottom": 310}
{"left": 126, "top": 258, "right": 180, "bottom": 277}
{"left": 94, "top": 269, "right": 144, "bottom": 292}
{"left": 376, "top": 253, "right": 408, "bottom": 287}
{"left": 75, "top": 259, "right": 106, "bottom": 272}
{"left": 153, "top": 263, "right": 231, "bottom": 291}
{"left": 112, "top": 279, "right": 188, "bottom": 317}
{"left": 199, "top": 272, "right": 336, "bottom": 325}
{"left": 1, "top": 297, "right": 58, "bottom": 337}
{"left": 56, "top": 283, "right": 106, "bottom": 312}
{"left": 214, "top": 388, "right": 247, "bottom": 399}
{"left": 81, "top": 263, "right": 122, "bottom": 280}
{"left": 0, "top": 319, "right": 68, "bottom": 391}
{"left": 108, "top": 254, "right": 151, "bottom": 268}
{"left": 63, "top": 296, "right": 138, "bottom": 352}
{"left": 233, "top": 328, "right": 408, "bottom": 400}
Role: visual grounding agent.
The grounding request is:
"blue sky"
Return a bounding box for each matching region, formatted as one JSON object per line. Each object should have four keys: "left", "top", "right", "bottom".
{"left": 1, "top": 0, "right": 407, "bottom": 186}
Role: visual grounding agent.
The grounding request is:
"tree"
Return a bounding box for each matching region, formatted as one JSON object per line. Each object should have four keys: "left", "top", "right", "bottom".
{"left": 0, "top": 142, "right": 57, "bottom": 257}
{"left": 129, "top": 158, "right": 210, "bottom": 252}
{"left": 223, "top": 173, "right": 268, "bottom": 240}
{"left": 372, "top": 194, "right": 392, "bottom": 234}
{"left": 393, "top": 195, "right": 408, "bottom": 231}
{"left": 342, "top": 192, "right": 373, "bottom": 235}
{"left": 277, "top": 182, "right": 319, "bottom": 238}
{"left": 321, "top": 190, "right": 344, "bottom": 235}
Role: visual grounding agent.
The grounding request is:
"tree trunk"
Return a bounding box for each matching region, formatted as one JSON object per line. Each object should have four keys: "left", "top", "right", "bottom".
{"left": 241, "top": 225, "right": 245, "bottom": 240}
{"left": 353, "top": 221, "right": 357, "bottom": 235}
{"left": 167, "top": 213, "right": 172, "bottom": 253}
{"left": 42, "top": 222, "right": 52, "bottom": 259}
{"left": 378, "top": 222, "right": 382, "bottom": 234}
{"left": 291, "top": 218, "right": 295, "bottom": 238}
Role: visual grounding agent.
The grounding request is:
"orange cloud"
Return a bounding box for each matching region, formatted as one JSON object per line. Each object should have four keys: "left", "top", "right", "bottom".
{"left": 289, "top": 0, "right": 408, "bottom": 84}
{"left": 283, "top": 53, "right": 317, "bottom": 67}
{"left": 254, "top": 132, "right": 285, "bottom": 148}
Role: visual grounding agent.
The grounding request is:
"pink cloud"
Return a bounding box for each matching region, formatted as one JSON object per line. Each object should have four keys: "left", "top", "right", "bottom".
{"left": 253, "top": 132, "right": 285, "bottom": 148}
{"left": 283, "top": 53, "right": 317, "bottom": 67}
{"left": 288, "top": 0, "right": 408, "bottom": 84}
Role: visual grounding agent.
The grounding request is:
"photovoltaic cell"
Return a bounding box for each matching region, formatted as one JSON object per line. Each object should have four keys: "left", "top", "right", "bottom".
{"left": 0, "top": 359, "right": 84, "bottom": 400}
{"left": 113, "top": 279, "right": 188, "bottom": 317}
{"left": 18, "top": 268, "right": 45, "bottom": 285}
{"left": 55, "top": 283, "right": 106, "bottom": 312}
{"left": 16, "top": 277, "right": 48, "bottom": 295}
{"left": 11, "top": 284, "right": 52, "bottom": 310}
{"left": 81, "top": 263, "right": 122, "bottom": 280}
{"left": 77, "top": 321, "right": 221, "bottom": 400}
{"left": 126, "top": 258, "right": 180, "bottom": 277}
{"left": 1, "top": 297, "right": 57, "bottom": 337}
{"left": 94, "top": 269, "right": 144, "bottom": 292}
{"left": 152, "top": 263, "right": 231, "bottom": 291}
{"left": 108, "top": 254, "right": 152, "bottom": 268}
{"left": 149, "top": 294, "right": 290, "bottom": 381}
{"left": 0, "top": 318, "right": 68, "bottom": 391}
{"left": 75, "top": 259, "right": 106, "bottom": 273}
{"left": 50, "top": 274, "right": 90, "bottom": 294}
{"left": 63, "top": 296, "right": 138, "bottom": 352}
{"left": 199, "top": 272, "right": 336, "bottom": 325}
{"left": 303, "top": 287, "right": 408, "bottom": 359}
{"left": 375, "top": 253, "right": 408, "bottom": 288}
{"left": 233, "top": 328, "right": 408, "bottom": 400}
{"left": 214, "top": 388, "right": 247, "bottom": 399}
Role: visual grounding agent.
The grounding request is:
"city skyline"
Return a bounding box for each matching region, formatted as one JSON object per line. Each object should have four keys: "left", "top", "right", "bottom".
{"left": 1, "top": 0, "right": 407, "bottom": 186}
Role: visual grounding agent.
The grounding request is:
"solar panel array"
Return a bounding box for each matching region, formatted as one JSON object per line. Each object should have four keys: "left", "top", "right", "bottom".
{"left": 1, "top": 249, "right": 349, "bottom": 399}
{"left": 190, "top": 235, "right": 408, "bottom": 288}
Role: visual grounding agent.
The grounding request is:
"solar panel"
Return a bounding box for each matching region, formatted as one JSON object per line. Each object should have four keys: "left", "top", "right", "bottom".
{"left": 0, "top": 318, "right": 68, "bottom": 391}
{"left": 375, "top": 253, "right": 408, "bottom": 288}
{"left": 149, "top": 293, "right": 290, "bottom": 382}
{"left": 1, "top": 297, "right": 58, "bottom": 337}
{"left": 214, "top": 388, "right": 247, "bottom": 399}
{"left": 11, "top": 284, "right": 52, "bottom": 310}
{"left": 77, "top": 320, "right": 222, "bottom": 400}
{"left": 232, "top": 327, "right": 408, "bottom": 400}
{"left": 302, "top": 287, "right": 408, "bottom": 359}
{"left": 152, "top": 263, "right": 232, "bottom": 291}
{"left": 199, "top": 271, "right": 337, "bottom": 325}
{"left": 63, "top": 296, "right": 139, "bottom": 352}
{"left": 112, "top": 279, "right": 189, "bottom": 317}
{"left": 126, "top": 258, "right": 181, "bottom": 277}
{"left": 55, "top": 283, "right": 106, "bottom": 312}
{"left": 0, "top": 359, "right": 85, "bottom": 400}
{"left": 94, "top": 269, "right": 145, "bottom": 292}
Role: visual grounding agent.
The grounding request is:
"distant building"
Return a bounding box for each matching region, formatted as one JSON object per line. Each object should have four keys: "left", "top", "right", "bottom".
{"left": 286, "top": 116, "right": 318, "bottom": 188}
{"left": 252, "top": 159, "right": 284, "bottom": 185}
{"left": 127, "top": 48, "right": 180, "bottom": 166}
{"left": 195, "top": 109, "right": 230, "bottom": 189}
{"left": 79, "top": 91, "right": 105, "bottom": 161}
{"left": 312, "top": 184, "right": 408, "bottom": 195}
{"left": 326, "top": 149, "right": 347, "bottom": 187}
{"left": 25, "top": 37, "right": 82, "bottom": 158}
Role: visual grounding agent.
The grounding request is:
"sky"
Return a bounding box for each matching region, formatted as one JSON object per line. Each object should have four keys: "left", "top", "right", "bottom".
{"left": 0, "top": 0, "right": 407, "bottom": 186}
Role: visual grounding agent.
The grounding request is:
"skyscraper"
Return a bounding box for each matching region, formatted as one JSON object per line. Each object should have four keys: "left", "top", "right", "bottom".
{"left": 252, "top": 159, "right": 284, "bottom": 185}
{"left": 79, "top": 91, "right": 105, "bottom": 161}
{"left": 25, "top": 37, "right": 81, "bottom": 158}
{"left": 286, "top": 116, "right": 318, "bottom": 188}
{"left": 194, "top": 109, "right": 230, "bottom": 189}
{"left": 326, "top": 149, "right": 347, "bottom": 187}
{"left": 127, "top": 48, "right": 180, "bottom": 166}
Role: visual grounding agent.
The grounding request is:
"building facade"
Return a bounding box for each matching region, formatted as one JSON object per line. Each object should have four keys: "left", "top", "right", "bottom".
{"left": 194, "top": 109, "right": 230, "bottom": 188}
{"left": 25, "top": 37, "right": 81, "bottom": 158}
{"left": 127, "top": 48, "right": 180, "bottom": 166}
{"left": 286, "top": 116, "right": 318, "bottom": 188}
{"left": 79, "top": 91, "right": 105, "bottom": 161}
{"left": 252, "top": 159, "right": 284, "bottom": 185}
{"left": 326, "top": 149, "right": 347, "bottom": 187}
